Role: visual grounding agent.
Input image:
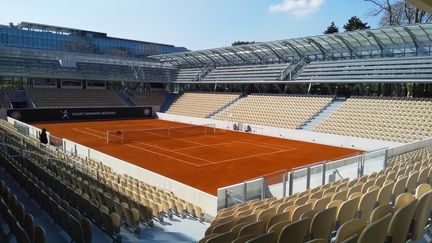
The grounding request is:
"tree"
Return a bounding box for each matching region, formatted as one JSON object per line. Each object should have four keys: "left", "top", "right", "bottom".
{"left": 343, "top": 16, "right": 370, "bottom": 31}
{"left": 364, "top": 0, "right": 432, "bottom": 27}
{"left": 324, "top": 22, "right": 339, "bottom": 34}
{"left": 232, "top": 41, "right": 255, "bottom": 46}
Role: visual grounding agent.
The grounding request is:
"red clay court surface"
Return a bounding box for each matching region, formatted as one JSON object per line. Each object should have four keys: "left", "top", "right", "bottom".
{"left": 35, "top": 119, "right": 361, "bottom": 195}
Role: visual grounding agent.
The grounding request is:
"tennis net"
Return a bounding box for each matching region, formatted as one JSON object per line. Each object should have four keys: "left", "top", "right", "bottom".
{"left": 106, "top": 124, "right": 222, "bottom": 144}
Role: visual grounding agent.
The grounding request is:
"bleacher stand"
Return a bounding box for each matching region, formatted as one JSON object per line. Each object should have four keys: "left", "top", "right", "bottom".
{"left": 0, "top": 121, "right": 206, "bottom": 242}
{"left": 175, "top": 68, "right": 202, "bottom": 82}
{"left": 202, "top": 63, "right": 288, "bottom": 82}
{"left": 129, "top": 90, "right": 169, "bottom": 106}
{"left": 166, "top": 92, "right": 240, "bottom": 118}
{"left": 314, "top": 97, "right": 432, "bottom": 143}
{"left": 27, "top": 89, "right": 127, "bottom": 108}
{"left": 0, "top": 89, "right": 15, "bottom": 108}
{"left": 199, "top": 146, "right": 432, "bottom": 243}
{"left": 214, "top": 94, "right": 333, "bottom": 129}
{"left": 296, "top": 56, "right": 432, "bottom": 81}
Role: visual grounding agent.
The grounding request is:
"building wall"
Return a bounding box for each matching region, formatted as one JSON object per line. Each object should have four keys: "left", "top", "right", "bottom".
{"left": 0, "top": 24, "right": 187, "bottom": 57}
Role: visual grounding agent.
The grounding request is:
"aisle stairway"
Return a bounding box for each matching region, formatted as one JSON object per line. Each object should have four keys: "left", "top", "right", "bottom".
{"left": 300, "top": 98, "right": 346, "bottom": 130}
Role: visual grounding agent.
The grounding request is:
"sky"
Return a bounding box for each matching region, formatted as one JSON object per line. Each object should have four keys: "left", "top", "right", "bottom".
{"left": 0, "top": 0, "right": 381, "bottom": 50}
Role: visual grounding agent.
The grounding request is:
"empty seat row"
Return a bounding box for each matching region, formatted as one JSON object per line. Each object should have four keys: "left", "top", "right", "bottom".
{"left": 0, "top": 180, "right": 46, "bottom": 243}
{"left": 27, "top": 88, "right": 128, "bottom": 108}
{"left": 129, "top": 90, "right": 168, "bottom": 106}
{"left": 314, "top": 97, "right": 432, "bottom": 143}
{"left": 166, "top": 92, "right": 240, "bottom": 118}
{"left": 215, "top": 94, "right": 333, "bottom": 129}
{"left": 296, "top": 56, "right": 432, "bottom": 81}
{"left": 201, "top": 145, "right": 432, "bottom": 243}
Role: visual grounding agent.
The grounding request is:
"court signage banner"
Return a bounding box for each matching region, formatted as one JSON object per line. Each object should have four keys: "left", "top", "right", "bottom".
{"left": 7, "top": 107, "right": 152, "bottom": 123}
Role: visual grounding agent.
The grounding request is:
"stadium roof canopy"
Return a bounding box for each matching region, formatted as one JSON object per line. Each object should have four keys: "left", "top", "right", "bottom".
{"left": 150, "top": 23, "right": 432, "bottom": 68}
{"left": 0, "top": 46, "right": 176, "bottom": 82}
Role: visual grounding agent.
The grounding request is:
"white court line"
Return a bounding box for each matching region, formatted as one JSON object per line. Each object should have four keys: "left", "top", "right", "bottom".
{"left": 72, "top": 126, "right": 299, "bottom": 168}
{"left": 143, "top": 122, "right": 223, "bottom": 140}
{"left": 80, "top": 127, "right": 214, "bottom": 163}
{"left": 72, "top": 128, "right": 213, "bottom": 166}
{"left": 172, "top": 141, "right": 241, "bottom": 151}
{"left": 202, "top": 147, "right": 298, "bottom": 166}
{"left": 237, "top": 138, "right": 296, "bottom": 150}
{"left": 84, "top": 126, "right": 205, "bottom": 146}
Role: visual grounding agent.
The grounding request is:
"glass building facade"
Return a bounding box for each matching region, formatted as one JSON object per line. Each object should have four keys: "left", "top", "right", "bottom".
{"left": 0, "top": 22, "right": 188, "bottom": 57}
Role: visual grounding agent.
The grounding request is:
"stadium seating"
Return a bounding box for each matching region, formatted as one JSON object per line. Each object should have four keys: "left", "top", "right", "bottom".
{"left": 0, "top": 179, "right": 47, "bottom": 243}
{"left": 129, "top": 90, "right": 168, "bottom": 106}
{"left": 314, "top": 96, "right": 432, "bottom": 143}
{"left": 0, "top": 46, "right": 176, "bottom": 82}
{"left": 214, "top": 94, "right": 333, "bottom": 129}
{"left": 0, "top": 121, "right": 206, "bottom": 241}
{"left": 175, "top": 68, "right": 202, "bottom": 82}
{"left": 202, "top": 63, "right": 288, "bottom": 82}
{"left": 27, "top": 89, "right": 127, "bottom": 108}
{"left": 166, "top": 92, "right": 240, "bottom": 118}
{"left": 0, "top": 89, "right": 15, "bottom": 108}
{"left": 199, "top": 145, "right": 432, "bottom": 242}
{"left": 296, "top": 56, "right": 432, "bottom": 81}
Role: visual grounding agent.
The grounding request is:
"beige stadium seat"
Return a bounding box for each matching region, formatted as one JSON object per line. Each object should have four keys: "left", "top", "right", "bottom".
{"left": 357, "top": 188, "right": 378, "bottom": 221}
{"left": 415, "top": 183, "right": 432, "bottom": 198}
{"left": 278, "top": 217, "right": 310, "bottom": 243}
{"left": 357, "top": 214, "right": 392, "bottom": 243}
{"left": 310, "top": 206, "right": 337, "bottom": 241}
{"left": 387, "top": 199, "right": 418, "bottom": 243}
{"left": 335, "top": 196, "right": 361, "bottom": 228}
{"left": 238, "top": 220, "right": 267, "bottom": 238}
{"left": 394, "top": 192, "right": 415, "bottom": 209}
{"left": 268, "top": 220, "right": 291, "bottom": 238}
{"left": 230, "top": 222, "right": 250, "bottom": 237}
{"left": 266, "top": 211, "right": 290, "bottom": 231}
{"left": 245, "top": 232, "right": 277, "bottom": 243}
{"left": 232, "top": 234, "right": 259, "bottom": 243}
{"left": 206, "top": 231, "right": 235, "bottom": 243}
{"left": 334, "top": 219, "right": 366, "bottom": 243}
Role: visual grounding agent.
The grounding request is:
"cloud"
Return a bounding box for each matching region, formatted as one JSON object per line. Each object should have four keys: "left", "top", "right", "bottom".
{"left": 269, "top": 0, "right": 325, "bottom": 18}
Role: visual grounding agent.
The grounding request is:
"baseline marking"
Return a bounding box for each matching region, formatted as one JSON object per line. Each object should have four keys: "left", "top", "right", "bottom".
{"left": 172, "top": 141, "right": 242, "bottom": 151}
{"left": 210, "top": 147, "right": 298, "bottom": 165}
{"left": 72, "top": 128, "right": 213, "bottom": 166}
{"left": 72, "top": 126, "right": 299, "bottom": 168}
{"left": 82, "top": 127, "right": 215, "bottom": 164}
{"left": 86, "top": 126, "right": 205, "bottom": 146}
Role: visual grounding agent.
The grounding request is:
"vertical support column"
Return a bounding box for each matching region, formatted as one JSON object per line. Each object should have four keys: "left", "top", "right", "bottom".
{"left": 306, "top": 167, "right": 311, "bottom": 189}
{"left": 322, "top": 163, "right": 327, "bottom": 185}
{"left": 359, "top": 155, "right": 365, "bottom": 178}
{"left": 288, "top": 172, "right": 294, "bottom": 196}
{"left": 383, "top": 150, "right": 388, "bottom": 169}
{"left": 282, "top": 171, "right": 287, "bottom": 197}
{"left": 243, "top": 182, "right": 247, "bottom": 203}
{"left": 224, "top": 189, "right": 229, "bottom": 209}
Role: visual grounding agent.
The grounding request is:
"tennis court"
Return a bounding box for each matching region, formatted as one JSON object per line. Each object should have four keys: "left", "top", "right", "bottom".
{"left": 35, "top": 119, "right": 361, "bottom": 195}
